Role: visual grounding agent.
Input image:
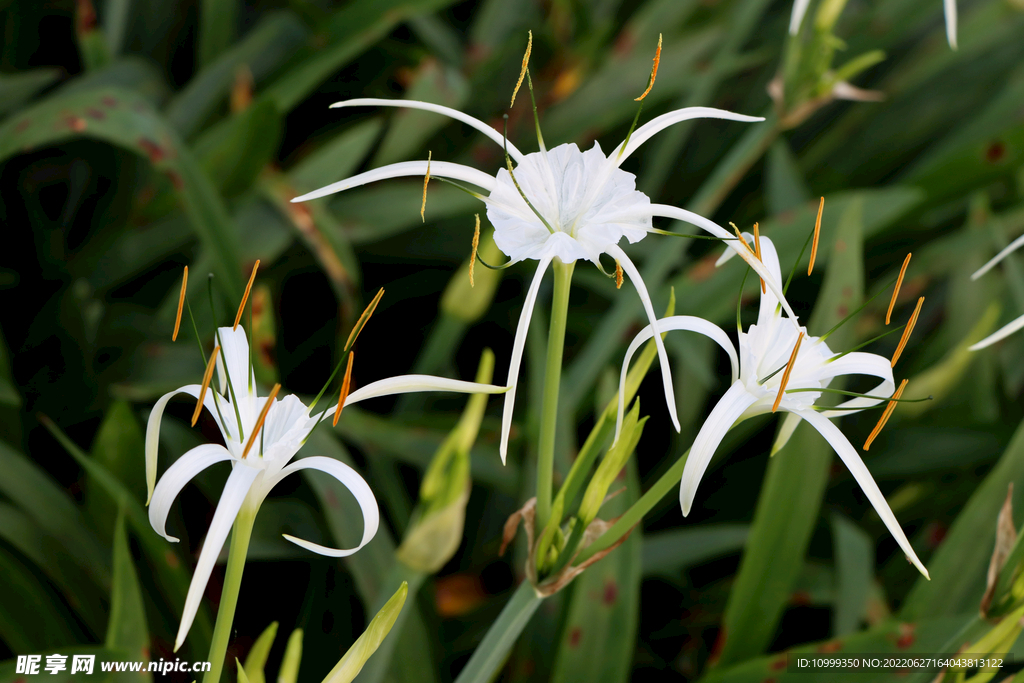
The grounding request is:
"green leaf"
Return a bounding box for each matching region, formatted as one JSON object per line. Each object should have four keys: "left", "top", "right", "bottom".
{"left": 85, "top": 401, "right": 146, "bottom": 541}
{"left": 642, "top": 524, "right": 749, "bottom": 577}
{"left": 714, "top": 197, "right": 865, "bottom": 666}
{"left": 831, "top": 515, "right": 874, "bottom": 636}
{"left": 902, "top": 416, "right": 1024, "bottom": 620}
{"left": 0, "top": 68, "right": 61, "bottom": 116}
{"left": 323, "top": 583, "right": 408, "bottom": 683}
{"left": 198, "top": 0, "right": 237, "bottom": 68}
{"left": 550, "top": 460, "right": 642, "bottom": 683}
{"left": 329, "top": 181, "right": 480, "bottom": 244}
{"left": 0, "top": 546, "right": 81, "bottom": 650}
{"left": 103, "top": 0, "right": 133, "bottom": 56}
{"left": 106, "top": 512, "right": 151, "bottom": 678}
{"left": 243, "top": 622, "right": 279, "bottom": 683}
{"left": 289, "top": 119, "right": 383, "bottom": 192}
{"left": 193, "top": 99, "right": 282, "bottom": 197}
{"left": 765, "top": 139, "right": 812, "bottom": 215}
{"left": 0, "top": 86, "right": 245, "bottom": 303}
{"left": 279, "top": 629, "right": 303, "bottom": 683}
{"left": 451, "top": 582, "right": 544, "bottom": 683}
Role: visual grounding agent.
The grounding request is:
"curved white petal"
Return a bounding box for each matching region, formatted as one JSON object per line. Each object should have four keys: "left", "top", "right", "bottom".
{"left": 647, "top": 204, "right": 801, "bottom": 323}
{"left": 754, "top": 236, "right": 785, "bottom": 325}
{"left": 680, "top": 382, "right": 759, "bottom": 515}
{"left": 971, "top": 233, "right": 1024, "bottom": 281}
{"left": 615, "top": 315, "right": 739, "bottom": 441}
{"left": 814, "top": 352, "right": 895, "bottom": 417}
{"left": 618, "top": 108, "right": 764, "bottom": 165}
{"left": 795, "top": 409, "right": 929, "bottom": 578}
{"left": 149, "top": 444, "right": 234, "bottom": 542}
{"left": 944, "top": 0, "right": 958, "bottom": 49}
{"left": 607, "top": 245, "right": 680, "bottom": 433}
{"left": 500, "top": 256, "right": 553, "bottom": 464}
{"left": 771, "top": 412, "right": 803, "bottom": 455}
{"left": 267, "top": 456, "right": 379, "bottom": 557}
{"left": 174, "top": 462, "right": 262, "bottom": 651}
{"left": 145, "top": 384, "right": 225, "bottom": 504}
{"left": 214, "top": 326, "right": 256, "bottom": 406}
{"left": 333, "top": 375, "right": 508, "bottom": 413}
{"left": 970, "top": 313, "right": 1024, "bottom": 351}
{"left": 292, "top": 161, "right": 497, "bottom": 203}
{"left": 330, "top": 98, "right": 525, "bottom": 163}
{"left": 789, "top": 0, "right": 812, "bottom": 34}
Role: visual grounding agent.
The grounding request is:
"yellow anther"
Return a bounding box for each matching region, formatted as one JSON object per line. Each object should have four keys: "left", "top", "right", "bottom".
{"left": 333, "top": 351, "right": 355, "bottom": 427}
{"left": 470, "top": 214, "right": 480, "bottom": 288}
{"left": 730, "top": 222, "right": 755, "bottom": 255}
{"left": 863, "top": 378, "right": 909, "bottom": 451}
{"left": 891, "top": 296, "right": 924, "bottom": 368}
{"left": 808, "top": 197, "right": 823, "bottom": 276}
{"left": 772, "top": 332, "right": 804, "bottom": 413}
{"left": 233, "top": 260, "right": 260, "bottom": 330}
{"left": 192, "top": 344, "right": 220, "bottom": 427}
{"left": 345, "top": 288, "right": 385, "bottom": 351}
{"left": 242, "top": 383, "right": 281, "bottom": 459}
{"left": 634, "top": 33, "right": 662, "bottom": 102}
{"left": 511, "top": 30, "right": 533, "bottom": 108}
{"left": 615, "top": 261, "right": 624, "bottom": 289}
{"left": 887, "top": 253, "right": 912, "bottom": 325}
{"left": 421, "top": 151, "right": 431, "bottom": 223}
{"left": 753, "top": 222, "right": 765, "bottom": 293}
{"left": 173, "top": 266, "right": 188, "bottom": 341}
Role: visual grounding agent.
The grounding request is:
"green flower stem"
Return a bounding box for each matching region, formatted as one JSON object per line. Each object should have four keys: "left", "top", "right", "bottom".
{"left": 203, "top": 502, "right": 257, "bottom": 683}
{"left": 452, "top": 581, "right": 543, "bottom": 683}
{"left": 573, "top": 447, "right": 692, "bottom": 566}
{"left": 535, "top": 259, "right": 574, "bottom": 534}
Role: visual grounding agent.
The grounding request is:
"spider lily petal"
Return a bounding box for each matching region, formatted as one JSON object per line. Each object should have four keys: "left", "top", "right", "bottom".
{"left": 970, "top": 314, "right": 1024, "bottom": 351}
{"left": 795, "top": 409, "right": 929, "bottom": 578}
{"left": 944, "top": 0, "right": 958, "bottom": 49}
{"left": 972, "top": 233, "right": 1024, "bottom": 281}
{"left": 814, "top": 352, "right": 895, "bottom": 417}
{"left": 330, "top": 98, "right": 526, "bottom": 162}
{"left": 342, "top": 374, "right": 509, "bottom": 407}
{"left": 617, "top": 108, "right": 765, "bottom": 164}
{"left": 174, "top": 461, "right": 262, "bottom": 651}
{"left": 268, "top": 456, "right": 379, "bottom": 557}
{"left": 616, "top": 315, "right": 739, "bottom": 440}
{"left": 292, "top": 161, "right": 497, "bottom": 203}
{"left": 148, "top": 444, "right": 233, "bottom": 541}
{"left": 145, "top": 385, "right": 226, "bottom": 504}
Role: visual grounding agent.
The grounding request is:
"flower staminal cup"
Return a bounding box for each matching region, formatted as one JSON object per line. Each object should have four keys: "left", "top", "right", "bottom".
{"left": 291, "top": 35, "right": 800, "bottom": 472}
{"left": 146, "top": 275, "right": 508, "bottom": 680}
{"left": 615, "top": 235, "right": 930, "bottom": 579}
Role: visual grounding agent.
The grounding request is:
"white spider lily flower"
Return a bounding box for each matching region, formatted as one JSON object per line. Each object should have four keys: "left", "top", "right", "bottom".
{"left": 789, "top": 0, "right": 957, "bottom": 49}
{"left": 145, "top": 326, "right": 507, "bottom": 650}
{"left": 292, "top": 99, "right": 799, "bottom": 464}
{"left": 617, "top": 236, "right": 929, "bottom": 579}
{"left": 969, "top": 232, "right": 1024, "bottom": 350}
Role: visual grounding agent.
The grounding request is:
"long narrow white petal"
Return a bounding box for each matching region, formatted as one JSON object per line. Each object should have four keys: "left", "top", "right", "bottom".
{"left": 944, "top": 0, "right": 958, "bottom": 49}
{"left": 149, "top": 444, "right": 234, "bottom": 541}
{"left": 795, "top": 409, "right": 929, "bottom": 578}
{"left": 607, "top": 245, "right": 681, "bottom": 432}
{"left": 618, "top": 108, "right": 764, "bottom": 165}
{"left": 647, "top": 204, "right": 801, "bottom": 323}
{"left": 789, "top": 0, "right": 812, "bottom": 34}
{"left": 814, "top": 352, "right": 895, "bottom": 417}
{"left": 292, "top": 161, "right": 497, "bottom": 203}
{"left": 330, "top": 98, "right": 525, "bottom": 163}
{"left": 215, "top": 326, "right": 256, "bottom": 404}
{"left": 971, "top": 233, "right": 1024, "bottom": 281}
{"left": 335, "top": 375, "right": 508, "bottom": 411}
{"left": 970, "top": 313, "right": 1024, "bottom": 351}
{"left": 145, "top": 385, "right": 225, "bottom": 504}
{"left": 174, "top": 462, "right": 262, "bottom": 651}
{"left": 680, "top": 382, "right": 759, "bottom": 515}
{"left": 616, "top": 315, "right": 738, "bottom": 441}
{"left": 500, "top": 256, "right": 553, "bottom": 464}
{"left": 267, "top": 456, "right": 379, "bottom": 557}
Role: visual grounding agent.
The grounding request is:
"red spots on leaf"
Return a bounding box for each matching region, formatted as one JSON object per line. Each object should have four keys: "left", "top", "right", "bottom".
{"left": 778, "top": 209, "right": 796, "bottom": 225}
{"left": 613, "top": 29, "right": 635, "bottom": 57}
{"left": 836, "top": 305, "right": 848, "bottom": 318}
{"left": 790, "top": 590, "right": 812, "bottom": 606}
{"left": 568, "top": 627, "right": 582, "bottom": 647}
{"left": 138, "top": 138, "right": 165, "bottom": 163}
{"left": 86, "top": 107, "right": 106, "bottom": 120}
{"left": 602, "top": 579, "right": 618, "bottom": 605}
{"left": 101, "top": 96, "right": 118, "bottom": 108}
{"left": 65, "top": 116, "right": 87, "bottom": 132}
{"left": 15, "top": 119, "right": 30, "bottom": 132}
{"left": 164, "top": 550, "right": 180, "bottom": 568}
{"left": 835, "top": 239, "right": 847, "bottom": 254}
{"left": 895, "top": 623, "right": 916, "bottom": 649}
{"left": 689, "top": 253, "right": 719, "bottom": 283}
{"left": 325, "top": 489, "right": 339, "bottom": 509}
{"left": 762, "top": 678, "right": 777, "bottom": 683}
{"left": 842, "top": 286, "right": 853, "bottom": 299}
{"left": 925, "top": 521, "right": 947, "bottom": 549}
{"left": 986, "top": 141, "right": 1006, "bottom": 163}
{"left": 165, "top": 170, "right": 184, "bottom": 190}
{"left": 770, "top": 655, "right": 788, "bottom": 671}
{"left": 817, "top": 640, "right": 843, "bottom": 653}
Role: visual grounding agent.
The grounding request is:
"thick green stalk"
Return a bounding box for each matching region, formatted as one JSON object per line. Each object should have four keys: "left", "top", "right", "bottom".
{"left": 574, "top": 447, "right": 692, "bottom": 565}
{"left": 452, "top": 581, "right": 543, "bottom": 683}
{"left": 535, "top": 260, "right": 574, "bottom": 534}
{"left": 203, "top": 502, "right": 257, "bottom": 683}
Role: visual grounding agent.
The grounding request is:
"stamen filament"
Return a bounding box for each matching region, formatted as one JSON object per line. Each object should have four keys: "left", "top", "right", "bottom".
{"left": 233, "top": 260, "right": 260, "bottom": 330}
{"left": 863, "top": 379, "right": 909, "bottom": 450}
{"left": 420, "top": 151, "right": 431, "bottom": 222}
{"left": 891, "top": 296, "right": 924, "bottom": 368}
{"left": 173, "top": 266, "right": 188, "bottom": 341}
{"left": 808, "top": 197, "right": 824, "bottom": 276}
{"left": 310, "top": 288, "right": 384, "bottom": 411}
{"left": 192, "top": 345, "right": 220, "bottom": 427}
{"left": 887, "top": 253, "right": 912, "bottom": 325}
{"left": 615, "top": 261, "right": 623, "bottom": 289}
{"left": 242, "top": 383, "right": 281, "bottom": 458}
{"left": 332, "top": 351, "right": 355, "bottom": 427}
{"left": 820, "top": 274, "right": 900, "bottom": 341}
{"left": 510, "top": 30, "right": 532, "bottom": 108}
{"left": 648, "top": 228, "right": 737, "bottom": 241}
{"left": 729, "top": 222, "right": 755, "bottom": 255}
{"left": 827, "top": 324, "right": 905, "bottom": 362}
{"left": 753, "top": 222, "right": 765, "bottom": 293}
{"left": 634, "top": 34, "right": 662, "bottom": 101}
{"left": 773, "top": 332, "right": 804, "bottom": 413}
{"left": 470, "top": 214, "right": 480, "bottom": 287}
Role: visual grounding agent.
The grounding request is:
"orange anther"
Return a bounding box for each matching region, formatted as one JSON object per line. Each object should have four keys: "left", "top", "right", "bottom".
{"left": 333, "top": 352, "right": 355, "bottom": 427}
{"left": 887, "top": 253, "right": 912, "bottom": 325}
{"left": 808, "top": 197, "right": 824, "bottom": 276}
{"left": 173, "top": 266, "right": 188, "bottom": 341}
{"left": 891, "top": 296, "right": 924, "bottom": 368}
{"left": 192, "top": 345, "right": 220, "bottom": 427}
{"left": 773, "top": 332, "right": 804, "bottom": 413}
{"left": 233, "top": 260, "right": 260, "bottom": 330}
{"left": 242, "top": 383, "right": 281, "bottom": 458}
